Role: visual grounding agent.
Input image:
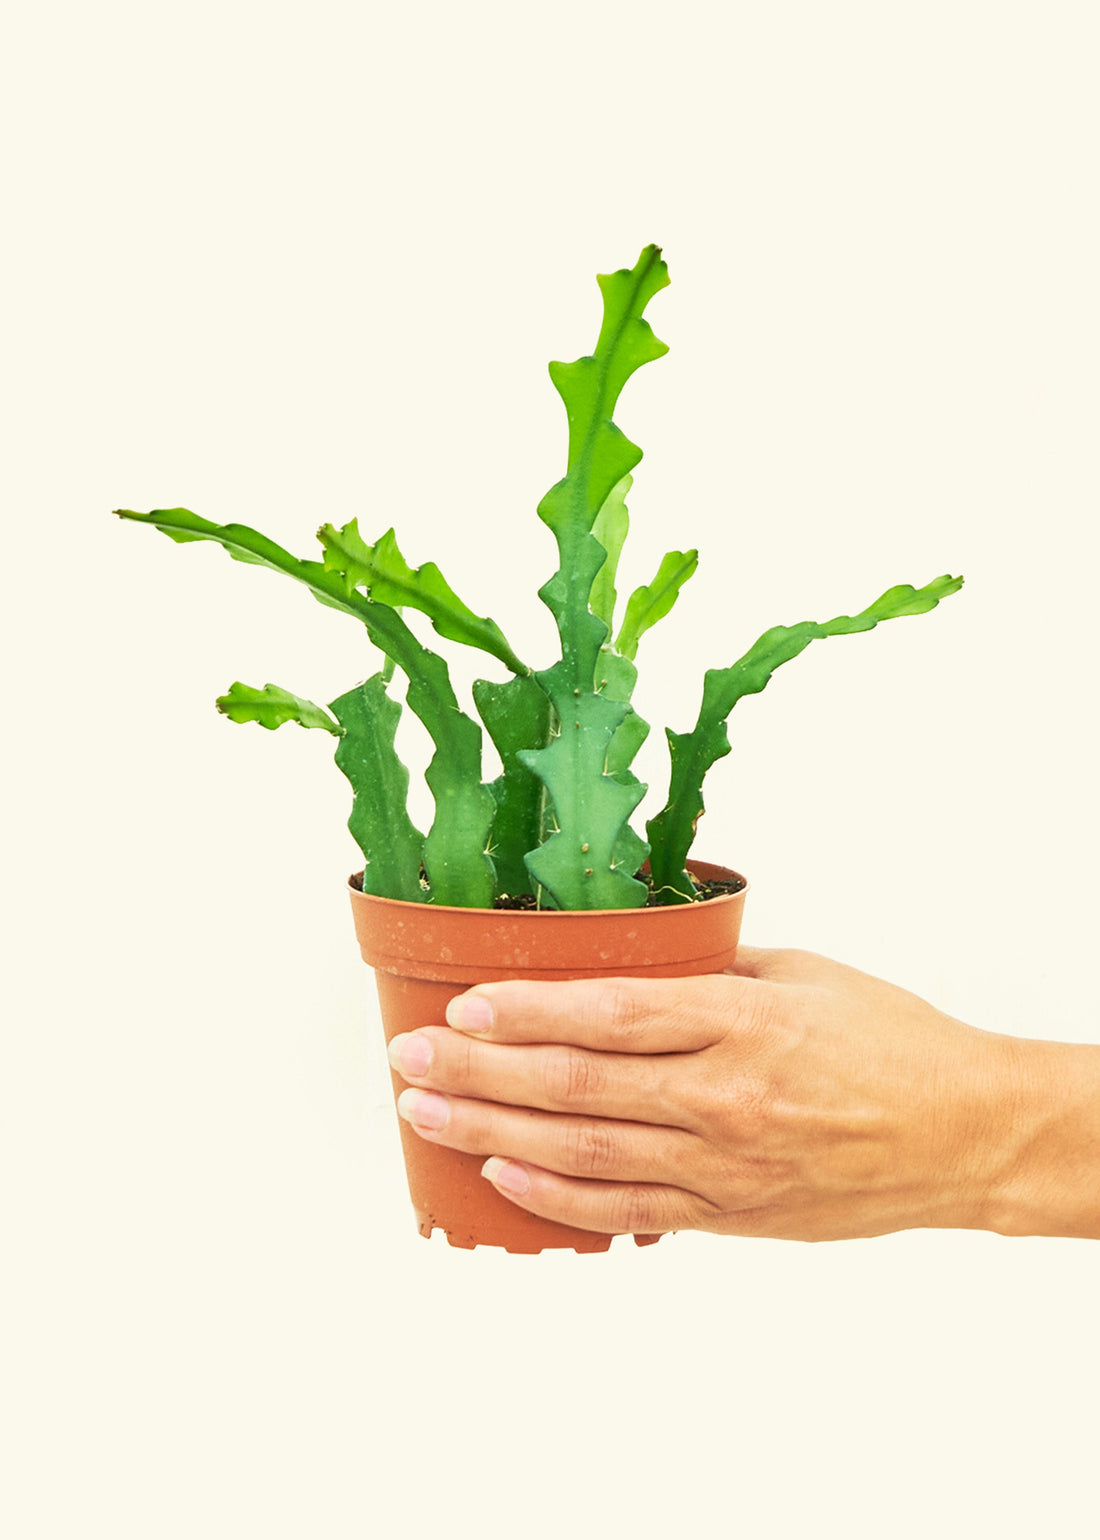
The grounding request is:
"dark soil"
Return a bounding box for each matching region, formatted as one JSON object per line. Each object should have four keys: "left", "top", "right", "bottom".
{"left": 493, "top": 873, "right": 746, "bottom": 910}
{"left": 349, "top": 868, "right": 746, "bottom": 907}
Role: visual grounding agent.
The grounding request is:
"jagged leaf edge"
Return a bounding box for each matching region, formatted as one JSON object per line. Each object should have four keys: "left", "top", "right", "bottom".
{"left": 647, "top": 574, "right": 966, "bottom": 902}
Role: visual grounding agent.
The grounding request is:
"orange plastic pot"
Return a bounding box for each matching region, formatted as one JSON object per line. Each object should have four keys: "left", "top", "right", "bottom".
{"left": 349, "top": 859, "right": 747, "bottom": 1253}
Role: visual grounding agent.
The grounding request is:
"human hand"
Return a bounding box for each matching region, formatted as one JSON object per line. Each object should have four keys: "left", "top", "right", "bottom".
{"left": 386, "top": 948, "right": 1100, "bottom": 1242}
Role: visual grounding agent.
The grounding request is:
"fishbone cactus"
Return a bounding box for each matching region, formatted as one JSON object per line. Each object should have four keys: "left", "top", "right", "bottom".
{"left": 114, "top": 244, "right": 962, "bottom": 910}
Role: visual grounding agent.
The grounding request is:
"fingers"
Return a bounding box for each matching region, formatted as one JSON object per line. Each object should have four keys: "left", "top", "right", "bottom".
{"left": 388, "top": 1025, "right": 689, "bottom": 1126}
{"left": 479, "top": 1158, "right": 713, "bottom": 1237}
{"left": 396, "top": 1085, "right": 699, "bottom": 1186}
{"left": 444, "top": 973, "right": 739, "bottom": 1054}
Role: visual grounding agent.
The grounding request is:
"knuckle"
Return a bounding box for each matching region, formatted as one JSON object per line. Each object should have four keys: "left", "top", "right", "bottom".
{"left": 544, "top": 1046, "right": 604, "bottom": 1107}
{"left": 594, "top": 982, "right": 646, "bottom": 1048}
{"left": 733, "top": 985, "right": 780, "bottom": 1053}
{"left": 443, "top": 1028, "right": 478, "bottom": 1090}
{"left": 614, "top": 1186, "right": 658, "bottom": 1234}
{"left": 463, "top": 1102, "right": 500, "bottom": 1155}
{"left": 713, "top": 1149, "right": 768, "bottom": 1206}
{"left": 693, "top": 1070, "right": 773, "bottom": 1159}
{"left": 568, "top": 1119, "right": 618, "bottom": 1177}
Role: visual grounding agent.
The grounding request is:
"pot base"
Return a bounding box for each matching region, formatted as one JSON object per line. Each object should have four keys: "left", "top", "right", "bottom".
{"left": 416, "top": 1214, "right": 663, "bottom": 1253}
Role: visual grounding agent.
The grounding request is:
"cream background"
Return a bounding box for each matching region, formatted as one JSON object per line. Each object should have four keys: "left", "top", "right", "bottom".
{"left": 3, "top": 3, "right": 1098, "bottom": 1536}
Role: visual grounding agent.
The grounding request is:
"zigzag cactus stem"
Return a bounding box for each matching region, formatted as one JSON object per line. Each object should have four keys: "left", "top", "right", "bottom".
{"left": 114, "top": 248, "right": 965, "bottom": 918}
{"left": 646, "top": 575, "right": 966, "bottom": 902}
{"left": 114, "top": 507, "right": 495, "bottom": 907}
{"left": 519, "top": 245, "right": 671, "bottom": 910}
{"left": 331, "top": 673, "right": 428, "bottom": 903}
{"left": 472, "top": 674, "right": 554, "bottom": 900}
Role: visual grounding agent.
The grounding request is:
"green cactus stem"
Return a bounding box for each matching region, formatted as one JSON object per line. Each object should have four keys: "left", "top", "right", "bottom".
{"left": 216, "top": 681, "right": 343, "bottom": 734}
{"left": 331, "top": 674, "right": 428, "bottom": 903}
{"left": 114, "top": 507, "right": 494, "bottom": 906}
{"left": 520, "top": 245, "right": 670, "bottom": 910}
{"left": 472, "top": 674, "right": 554, "bottom": 900}
{"left": 646, "top": 574, "right": 965, "bottom": 902}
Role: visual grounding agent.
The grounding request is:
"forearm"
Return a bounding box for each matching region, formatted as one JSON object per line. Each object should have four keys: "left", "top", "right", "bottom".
{"left": 983, "top": 1039, "right": 1100, "bottom": 1240}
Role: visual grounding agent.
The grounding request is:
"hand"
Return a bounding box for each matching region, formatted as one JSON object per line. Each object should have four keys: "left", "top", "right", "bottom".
{"left": 386, "top": 948, "right": 1100, "bottom": 1242}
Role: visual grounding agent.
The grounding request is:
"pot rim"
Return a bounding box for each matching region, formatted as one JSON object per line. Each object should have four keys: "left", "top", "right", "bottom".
{"left": 346, "top": 858, "right": 748, "bottom": 920}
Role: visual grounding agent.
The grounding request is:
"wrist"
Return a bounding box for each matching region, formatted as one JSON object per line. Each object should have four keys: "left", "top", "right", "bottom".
{"left": 980, "top": 1037, "right": 1100, "bottom": 1240}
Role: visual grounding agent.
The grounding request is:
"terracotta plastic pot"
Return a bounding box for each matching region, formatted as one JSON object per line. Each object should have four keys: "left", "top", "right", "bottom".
{"left": 349, "top": 859, "right": 747, "bottom": 1253}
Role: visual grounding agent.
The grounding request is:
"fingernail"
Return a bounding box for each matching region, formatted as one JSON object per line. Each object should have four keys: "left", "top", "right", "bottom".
{"left": 482, "top": 1157, "right": 530, "bottom": 1196}
{"left": 397, "top": 1089, "right": 449, "bottom": 1131}
{"left": 447, "top": 993, "right": 494, "bottom": 1033}
{"left": 388, "top": 1032, "right": 433, "bottom": 1077}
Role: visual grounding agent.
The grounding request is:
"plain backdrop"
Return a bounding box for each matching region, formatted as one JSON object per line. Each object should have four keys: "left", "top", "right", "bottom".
{"left": 3, "top": 2, "right": 1098, "bottom": 1537}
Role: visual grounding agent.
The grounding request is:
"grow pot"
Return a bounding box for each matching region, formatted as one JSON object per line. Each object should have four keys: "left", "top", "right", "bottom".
{"left": 349, "top": 859, "right": 747, "bottom": 1253}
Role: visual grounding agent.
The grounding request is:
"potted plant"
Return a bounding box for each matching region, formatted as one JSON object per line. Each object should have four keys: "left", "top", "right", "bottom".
{"left": 114, "top": 243, "right": 962, "bottom": 1253}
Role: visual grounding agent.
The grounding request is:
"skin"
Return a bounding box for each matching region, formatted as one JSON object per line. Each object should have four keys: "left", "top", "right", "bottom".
{"left": 387, "top": 947, "right": 1100, "bottom": 1242}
